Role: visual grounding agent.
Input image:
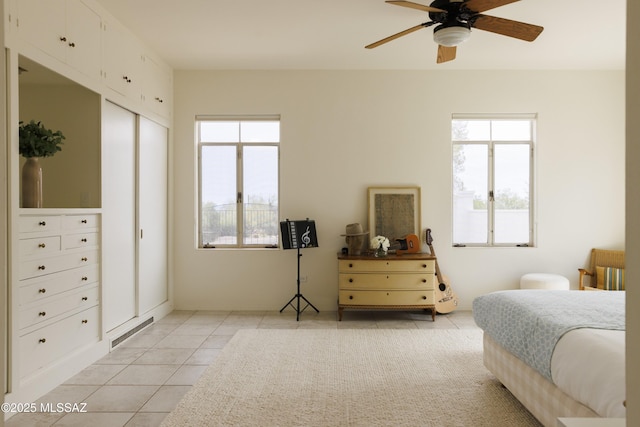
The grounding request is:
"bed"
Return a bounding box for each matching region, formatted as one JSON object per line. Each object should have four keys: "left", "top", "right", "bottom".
{"left": 473, "top": 290, "right": 626, "bottom": 427}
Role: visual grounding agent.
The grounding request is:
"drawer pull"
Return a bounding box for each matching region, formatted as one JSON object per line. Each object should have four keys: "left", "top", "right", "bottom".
{"left": 39, "top": 338, "right": 46, "bottom": 343}
{"left": 81, "top": 276, "right": 88, "bottom": 281}
{"left": 349, "top": 263, "right": 353, "bottom": 268}
{"left": 59, "top": 36, "right": 67, "bottom": 42}
{"left": 38, "top": 265, "right": 46, "bottom": 270}
{"left": 81, "top": 257, "right": 88, "bottom": 262}
{"left": 38, "top": 288, "right": 46, "bottom": 293}
{"left": 81, "top": 238, "right": 87, "bottom": 242}
{"left": 422, "top": 264, "right": 427, "bottom": 268}
{"left": 39, "top": 311, "right": 46, "bottom": 317}
{"left": 39, "top": 221, "right": 46, "bottom": 226}
{"left": 81, "top": 219, "right": 88, "bottom": 224}
{"left": 422, "top": 296, "right": 427, "bottom": 300}
{"left": 349, "top": 295, "right": 354, "bottom": 300}
{"left": 82, "top": 296, "right": 88, "bottom": 301}
{"left": 82, "top": 319, "right": 88, "bottom": 324}
{"left": 38, "top": 243, "right": 46, "bottom": 248}
{"left": 422, "top": 279, "right": 427, "bottom": 283}
{"left": 349, "top": 278, "right": 353, "bottom": 283}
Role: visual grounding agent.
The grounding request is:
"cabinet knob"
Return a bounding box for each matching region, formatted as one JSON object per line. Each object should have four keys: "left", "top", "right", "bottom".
{"left": 82, "top": 297, "right": 88, "bottom": 301}
{"left": 81, "top": 257, "right": 88, "bottom": 262}
{"left": 81, "top": 238, "right": 87, "bottom": 242}
{"left": 39, "top": 221, "right": 46, "bottom": 226}
{"left": 68, "top": 42, "right": 75, "bottom": 47}
{"left": 422, "top": 264, "right": 427, "bottom": 268}
{"left": 38, "top": 243, "right": 46, "bottom": 248}
{"left": 422, "top": 296, "right": 427, "bottom": 300}
{"left": 59, "top": 36, "right": 67, "bottom": 42}
{"left": 38, "top": 265, "right": 46, "bottom": 270}
{"left": 81, "top": 276, "right": 88, "bottom": 281}
{"left": 81, "top": 219, "right": 88, "bottom": 224}
{"left": 38, "top": 288, "right": 46, "bottom": 294}
{"left": 422, "top": 279, "right": 427, "bottom": 283}
{"left": 39, "top": 311, "right": 46, "bottom": 317}
{"left": 349, "top": 295, "right": 354, "bottom": 300}
{"left": 82, "top": 319, "right": 88, "bottom": 324}
{"left": 39, "top": 338, "right": 46, "bottom": 343}
{"left": 349, "top": 278, "right": 353, "bottom": 283}
{"left": 349, "top": 263, "right": 353, "bottom": 268}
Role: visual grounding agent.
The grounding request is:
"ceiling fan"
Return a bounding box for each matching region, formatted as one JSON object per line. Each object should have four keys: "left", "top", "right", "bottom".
{"left": 365, "top": 0, "right": 544, "bottom": 63}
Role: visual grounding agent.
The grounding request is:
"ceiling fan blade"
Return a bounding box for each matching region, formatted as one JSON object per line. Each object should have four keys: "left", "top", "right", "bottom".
{"left": 470, "top": 15, "right": 543, "bottom": 42}
{"left": 462, "top": 0, "right": 520, "bottom": 14}
{"left": 365, "top": 23, "right": 430, "bottom": 49}
{"left": 437, "top": 45, "right": 456, "bottom": 63}
{"left": 386, "top": 1, "right": 445, "bottom": 13}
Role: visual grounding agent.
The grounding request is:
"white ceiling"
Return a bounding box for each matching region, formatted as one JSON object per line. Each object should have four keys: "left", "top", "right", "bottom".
{"left": 94, "top": 0, "right": 626, "bottom": 71}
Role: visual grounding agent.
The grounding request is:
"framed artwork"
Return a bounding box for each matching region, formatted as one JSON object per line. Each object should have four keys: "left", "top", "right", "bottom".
{"left": 367, "top": 186, "right": 421, "bottom": 243}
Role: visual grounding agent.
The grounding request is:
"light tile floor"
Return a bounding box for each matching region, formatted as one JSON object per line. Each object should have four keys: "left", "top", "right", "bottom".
{"left": 6, "top": 309, "right": 478, "bottom": 426}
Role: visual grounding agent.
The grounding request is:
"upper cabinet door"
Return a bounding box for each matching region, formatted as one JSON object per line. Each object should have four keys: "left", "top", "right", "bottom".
{"left": 103, "top": 18, "right": 142, "bottom": 100}
{"left": 65, "top": 0, "right": 102, "bottom": 79}
{"left": 18, "top": 0, "right": 67, "bottom": 61}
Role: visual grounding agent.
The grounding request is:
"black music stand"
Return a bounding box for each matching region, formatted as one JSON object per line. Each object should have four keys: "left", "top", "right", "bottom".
{"left": 279, "top": 218, "right": 319, "bottom": 321}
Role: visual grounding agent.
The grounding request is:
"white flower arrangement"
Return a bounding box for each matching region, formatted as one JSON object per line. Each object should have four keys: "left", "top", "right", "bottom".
{"left": 370, "top": 235, "right": 390, "bottom": 251}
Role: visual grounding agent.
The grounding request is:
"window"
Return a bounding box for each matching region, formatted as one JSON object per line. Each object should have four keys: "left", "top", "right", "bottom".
{"left": 452, "top": 114, "right": 535, "bottom": 247}
{"left": 197, "top": 116, "right": 279, "bottom": 248}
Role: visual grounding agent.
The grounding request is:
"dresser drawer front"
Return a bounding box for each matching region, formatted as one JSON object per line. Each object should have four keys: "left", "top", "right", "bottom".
{"left": 19, "top": 215, "right": 61, "bottom": 233}
{"left": 339, "top": 273, "right": 434, "bottom": 290}
{"left": 339, "top": 290, "right": 435, "bottom": 306}
{"left": 19, "top": 306, "right": 100, "bottom": 379}
{"left": 20, "top": 286, "right": 99, "bottom": 329}
{"left": 19, "top": 236, "right": 61, "bottom": 257}
{"left": 339, "top": 259, "right": 435, "bottom": 273}
{"left": 19, "top": 265, "right": 99, "bottom": 305}
{"left": 62, "top": 232, "right": 99, "bottom": 249}
{"left": 19, "top": 249, "right": 99, "bottom": 280}
{"left": 62, "top": 214, "right": 99, "bottom": 231}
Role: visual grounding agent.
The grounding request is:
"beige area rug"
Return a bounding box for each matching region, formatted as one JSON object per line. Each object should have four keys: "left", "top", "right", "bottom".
{"left": 162, "top": 329, "right": 542, "bottom": 427}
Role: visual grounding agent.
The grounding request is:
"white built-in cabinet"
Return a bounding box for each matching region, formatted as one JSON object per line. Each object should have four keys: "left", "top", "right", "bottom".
{"left": 17, "top": 0, "right": 102, "bottom": 80}
{"left": 3, "top": 0, "right": 173, "bottom": 410}
{"left": 102, "top": 101, "right": 168, "bottom": 332}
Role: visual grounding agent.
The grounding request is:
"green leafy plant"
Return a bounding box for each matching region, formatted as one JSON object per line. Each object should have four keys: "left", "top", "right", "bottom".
{"left": 19, "top": 120, "right": 65, "bottom": 158}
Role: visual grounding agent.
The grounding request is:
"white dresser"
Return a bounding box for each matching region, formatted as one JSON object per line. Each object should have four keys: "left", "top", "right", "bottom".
{"left": 337, "top": 253, "right": 437, "bottom": 321}
{"left": 17, "top": 212, "right": 101, "bottom": 380}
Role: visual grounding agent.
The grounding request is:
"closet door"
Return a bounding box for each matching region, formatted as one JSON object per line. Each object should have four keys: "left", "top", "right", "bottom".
{"left": 102, "top": 101, "right": 137, "bottom": 331}
{"left": 138, "top": 116, "right": 168, "bottom": 314}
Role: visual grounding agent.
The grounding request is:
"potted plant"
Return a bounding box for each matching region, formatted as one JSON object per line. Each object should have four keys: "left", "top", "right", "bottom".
{"left": 19, "top": 120, "right": 65, "bottom": 208}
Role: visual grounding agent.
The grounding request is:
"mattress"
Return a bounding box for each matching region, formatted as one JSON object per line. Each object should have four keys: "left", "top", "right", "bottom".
{"left": 551, "top": 328, "right": 626, "bottom": 418}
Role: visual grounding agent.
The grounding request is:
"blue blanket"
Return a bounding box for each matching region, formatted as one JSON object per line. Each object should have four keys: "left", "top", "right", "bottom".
{"left": 472, "top": 290, "right": 625, "bottom": 380}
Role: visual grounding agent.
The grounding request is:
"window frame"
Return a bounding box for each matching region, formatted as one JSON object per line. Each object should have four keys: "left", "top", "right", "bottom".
{"left": 196, "top": 115, "right": 280, "bottom": 249}
{"left": 452, "top": 114, "right": 536, "bottom": 247}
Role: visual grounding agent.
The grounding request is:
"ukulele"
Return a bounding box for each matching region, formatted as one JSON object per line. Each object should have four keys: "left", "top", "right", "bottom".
{"left": 425, "top": 229, "right": 459, "bottom": 314}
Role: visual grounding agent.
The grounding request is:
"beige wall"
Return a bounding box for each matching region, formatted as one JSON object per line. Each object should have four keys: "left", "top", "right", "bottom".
{"left": 19, "top": 83, "right": 101, "bottom": 208}
{"left": 173, "top": 69, "right": 625, "bottom": 311}
{"left": 627, "top": 0, "right": 639, "bottom": 424}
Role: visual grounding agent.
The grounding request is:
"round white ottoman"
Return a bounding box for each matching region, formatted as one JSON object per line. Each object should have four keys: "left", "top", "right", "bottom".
{"left": 520, "top": 273, "right": 570, "bottom": 290}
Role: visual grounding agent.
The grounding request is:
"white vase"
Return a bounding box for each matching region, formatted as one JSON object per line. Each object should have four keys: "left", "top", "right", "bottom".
{"left": 22, "top": 157, "right": 43, "bottom": 208}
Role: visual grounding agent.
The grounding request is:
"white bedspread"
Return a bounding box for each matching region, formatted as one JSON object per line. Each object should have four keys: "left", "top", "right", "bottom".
{"left": 551, "top": 328, "right": 626, "bottom": 418}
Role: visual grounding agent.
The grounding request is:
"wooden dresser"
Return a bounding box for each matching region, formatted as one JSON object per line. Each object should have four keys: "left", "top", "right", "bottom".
{"left": 337, "top": 253, "right": 437, "bottom": 321}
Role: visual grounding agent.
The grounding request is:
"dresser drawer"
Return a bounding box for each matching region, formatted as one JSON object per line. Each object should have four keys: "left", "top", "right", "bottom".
{"left": 19, "top": 306, "right": 100, "bottom": 379}
{"left": 19, "top": 236, "right": 61, "bottom": 257}
{"left": 339, "top": 290, "right": 435, "bottom": 306}
{"left": 19, "top": 215, "right": 61, "bottom": 233}
{"left": 62, "top": 232, "right": 99, "bottom": 249}
{"left": 20, "top": 285, "right": 99, "bottom": 329}
{"left": 339, "top": 273, "right": 434, "bottom": 290}
{"left": 19, "top": 264, "right": 99, "bottom": 305}
{"left": 62, "top": 214, "right": 99, "bottom": 231}
{"left": 19, "top": 249, "right": 99, "bottom": 280}
{"left": 338, "top": 259, "right": 435, "bottom": 273}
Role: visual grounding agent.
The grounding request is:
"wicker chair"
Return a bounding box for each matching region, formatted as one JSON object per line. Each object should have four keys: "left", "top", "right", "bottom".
{"left": 578, "top": 248, "right": 625, "bottom": 290}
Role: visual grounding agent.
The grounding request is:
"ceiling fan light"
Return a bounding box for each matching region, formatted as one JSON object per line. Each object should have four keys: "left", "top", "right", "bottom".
{"left": 433, "top": 26, "right": 471, "bottom": 47}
